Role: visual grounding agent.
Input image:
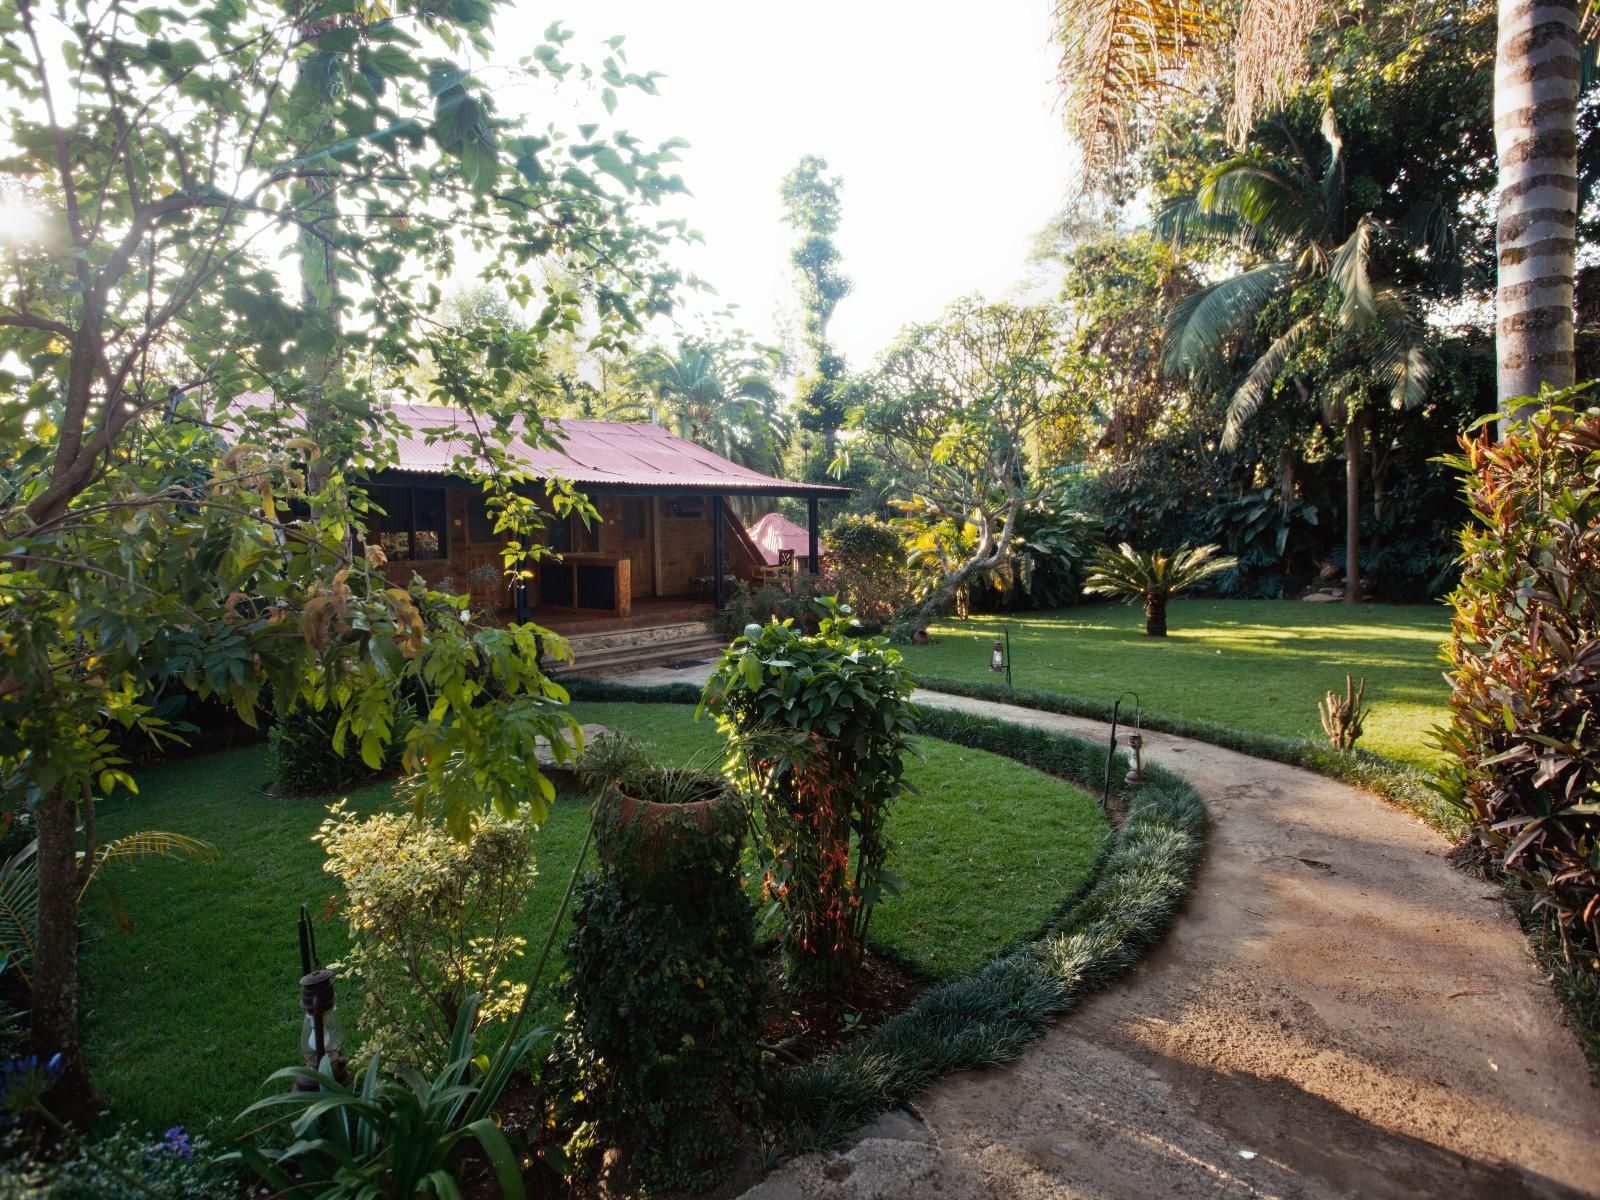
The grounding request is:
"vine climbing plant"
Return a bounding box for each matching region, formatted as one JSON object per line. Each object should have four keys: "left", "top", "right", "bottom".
{"left": 701, "top": 600, "right": 918, "bottom": 994}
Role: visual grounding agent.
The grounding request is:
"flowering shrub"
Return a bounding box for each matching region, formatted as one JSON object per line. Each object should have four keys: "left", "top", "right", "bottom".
{"left": 0, "top": 1122, "right": 237, "bottom": 1200}
{"left": 701, "top": 600, "right": 917, "bottom": 993}
{"left": 1435, "top": 398, "right": 1600, "bottom": 954}
{"left": 315, "top": 800, "right": 536, "bottom": 1065}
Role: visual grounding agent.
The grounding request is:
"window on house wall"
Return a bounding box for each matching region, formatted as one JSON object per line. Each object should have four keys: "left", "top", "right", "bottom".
{"left": 467, "top": 493, "right": 499, "bottom": 543}
{"left": 369, "top": 485, "right": 448, "bottom": 561}
{"left": 546, "top": 512, "right": 600, "bottom": 555}
{"left": 621, "top": 497, "right": 647, "bottom": 540}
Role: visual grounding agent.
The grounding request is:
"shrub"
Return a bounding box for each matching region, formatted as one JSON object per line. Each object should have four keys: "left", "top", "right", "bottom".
{"left": 267, "top": 699, "right": 415, "bottom": 795}
{"left": 1435, "top": 399, "right": 1600, "bottom": 954}
{"left": 315, "top": 799, "right": 536, "bottom": 1065}
{"left": 235, "top": 996, "right": 542, "bottom": 1200}
{"left": 820, "top": 514, "right": 914, "bottom": 628}
{"left": 559, "top": 764, "right": 764, "bottom": 1195}
{"left": 701, "top": 600, "right": 917, "bottom": 993}
{"left": 709, "top": 574, "right": 830, "bottom": 639}
{"left": 0, "top": 1123, "right": 238, "bottom": 1200}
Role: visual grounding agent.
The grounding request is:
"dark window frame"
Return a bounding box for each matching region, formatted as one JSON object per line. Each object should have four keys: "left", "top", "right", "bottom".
{"left": 370, "top": 485, "right": 449, "bottom": 562}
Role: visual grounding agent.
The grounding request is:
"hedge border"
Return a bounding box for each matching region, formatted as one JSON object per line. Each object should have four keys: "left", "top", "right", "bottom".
{"left": 917, "top": 674, "right": 1463, "bottom": 839}
{"left": 560, "top": 677, "right": 1208, "bottom": 1155}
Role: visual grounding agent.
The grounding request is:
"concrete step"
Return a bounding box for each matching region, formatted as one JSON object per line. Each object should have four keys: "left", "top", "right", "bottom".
{"left": 548, "top": 634, "right": 728, "bottom": 678}
{"left": 557, "top": 620, "right": 712, "bottom": 657}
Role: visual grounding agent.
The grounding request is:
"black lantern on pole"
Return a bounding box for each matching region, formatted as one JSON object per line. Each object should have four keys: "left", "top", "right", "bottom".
{"left": 988, "top": 628, "right": 1012, "bottom": 689}
{"left": 293, "top": 905, "right": 346, "bottom": 1090}
{"left": 1102, "top": 691, "right": 1142, "bottom": 807}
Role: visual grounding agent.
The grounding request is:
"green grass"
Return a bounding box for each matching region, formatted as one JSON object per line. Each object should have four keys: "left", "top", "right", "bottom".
{"left": 904, "top": 598, "right": 1451, "bottom": 769}
{"left": 80, "top": 704, "right": 1104, "bottom": 1132}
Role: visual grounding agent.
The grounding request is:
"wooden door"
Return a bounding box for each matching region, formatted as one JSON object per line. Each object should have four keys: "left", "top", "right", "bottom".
{"left": 618, "top": 496, "right": 654, "bottom": 599}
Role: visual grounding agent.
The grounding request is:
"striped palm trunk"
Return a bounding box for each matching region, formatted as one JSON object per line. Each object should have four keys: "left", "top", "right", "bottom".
{"left": 1495, "top": 0, "right": 1582, "bottom": 422}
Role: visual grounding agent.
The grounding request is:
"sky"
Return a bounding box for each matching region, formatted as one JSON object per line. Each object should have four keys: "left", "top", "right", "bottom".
{"left": 499, "top": 1, "right": 1079, "bottom": 368}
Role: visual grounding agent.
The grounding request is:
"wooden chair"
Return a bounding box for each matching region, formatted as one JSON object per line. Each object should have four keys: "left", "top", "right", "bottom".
{"left": 757, "top": 547, "right": 796, "bottom": 591}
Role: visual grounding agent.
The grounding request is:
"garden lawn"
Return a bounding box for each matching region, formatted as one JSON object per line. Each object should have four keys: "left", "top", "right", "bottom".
{"left": 905, "top": 599, "right": 1451, "bottom": 770}
{"left": 80, "top": 703, "right": 1104, "bottom": 1132}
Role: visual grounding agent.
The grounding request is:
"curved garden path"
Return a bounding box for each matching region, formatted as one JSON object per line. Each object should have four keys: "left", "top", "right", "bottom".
{"left": 742, "top": 689, "right": 1600, "bottom": 1200}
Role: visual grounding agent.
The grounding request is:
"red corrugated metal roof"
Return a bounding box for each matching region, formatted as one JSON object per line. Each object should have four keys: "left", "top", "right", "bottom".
{"left": 228, "top": 394, "right": 848, "bottom": 496}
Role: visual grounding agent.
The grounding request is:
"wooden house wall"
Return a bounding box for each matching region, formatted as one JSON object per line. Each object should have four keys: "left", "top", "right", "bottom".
{"left": 374, "top": 484, "right": 764, "bottom": 609}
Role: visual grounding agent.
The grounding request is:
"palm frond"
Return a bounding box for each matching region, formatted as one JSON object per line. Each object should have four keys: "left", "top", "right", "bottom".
{"left": 78, "top": 830, "right": 217, "bottom": 900}
{"left": 1152, "top": 193, "right": 1242, "bottom": 247}
{"left": 1228, "top": 0, "right": 1329, "bottom": 145}
{"left": 1054, "top": 0, "right": 1221, "bottom": 183}
{"left": 1370, "top": 290, "right": 1432, "bottom": 410}
{"left": 1196, "top": 162, "right": 1312, "bottom": 251}
{"left": 1083, "top": 541, "right": 1237, "bottom": 600}
{"left": 1329, "top": 217, "right": 1376, "bottom": 327}
{"left": 0, "top": 843, "right": 39, "bottom": 985}
{"left": 1222, "top": 315, "right": 1318, "bottom": 450}
{"left": 1162, "top": 261, "right": 1293, "bottom": 377}
{"left": 1318, "top": 102, "right": 1346, "bottom": 226}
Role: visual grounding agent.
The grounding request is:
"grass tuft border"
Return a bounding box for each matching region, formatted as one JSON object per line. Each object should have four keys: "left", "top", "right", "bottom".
{"left": 918, "top": 674, "right": 1462, "bottom": 839}
{"left": 561, "top": 677, "right": 1208, "bottom": 1155}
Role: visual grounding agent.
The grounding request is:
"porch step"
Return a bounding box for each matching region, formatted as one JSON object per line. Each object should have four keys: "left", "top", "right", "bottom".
{"left": 556, "top": 620, "right": 713, "bottom": 658}
{"left": 547, "top": 631, "right": 728, "bottom": 678}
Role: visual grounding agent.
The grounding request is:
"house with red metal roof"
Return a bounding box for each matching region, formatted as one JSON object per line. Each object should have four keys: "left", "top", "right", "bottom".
{"left": 230, "top": 396, "right": 846, "bottom": 626}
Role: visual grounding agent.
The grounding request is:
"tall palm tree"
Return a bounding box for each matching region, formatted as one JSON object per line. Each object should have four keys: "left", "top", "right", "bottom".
{"left": 636, "top": 341, "right": 791, "bottom": 478}
{"left": 1158, "top": 104, "right": 1431, "bottom": 603}
{"left": 1051, "top": 0, "right": 1589, "bottom": 420}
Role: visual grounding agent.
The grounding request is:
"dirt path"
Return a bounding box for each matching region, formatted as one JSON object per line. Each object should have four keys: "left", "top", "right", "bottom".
{"left": 743, "top": 690, "right": 1600, "bottom": 1200}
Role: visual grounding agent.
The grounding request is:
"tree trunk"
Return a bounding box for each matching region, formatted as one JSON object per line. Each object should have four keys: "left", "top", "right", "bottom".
{"left": 31, "top": 787, "right": 99, "bottom": 1124}
{"left": 1495, "top": 0, "right": 1581, "bottom": 426}
{"left": 1344, "top": 412, "right": 1364, "bottom": 604}
{"left": 1144, "top": 593, "right": 1168, "bottom": 637}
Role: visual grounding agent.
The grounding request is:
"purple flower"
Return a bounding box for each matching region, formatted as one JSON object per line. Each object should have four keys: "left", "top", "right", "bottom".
{"left": 0, "top": 1053, "right": 65, "bottom": 1122}
{"left": 158, "top": 1125, "right": 194, "bottom": 1159}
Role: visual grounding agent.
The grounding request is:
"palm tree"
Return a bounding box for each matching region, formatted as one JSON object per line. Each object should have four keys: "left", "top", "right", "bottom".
{"left": 636, "top": 341, "right": 791, "bottom": 479}
{"left": 1050, "top": 0, "right": 1589, "bottom": 420}
{"left": 1084, "top": 542, "right": 1236, "bottom": 636}
{"left": 1158, "top": 104, "right": 1430, "bottom": 603}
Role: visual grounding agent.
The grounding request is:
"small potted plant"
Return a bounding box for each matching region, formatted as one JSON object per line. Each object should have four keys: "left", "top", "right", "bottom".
{"left": 576, "top": 736, "right": 742, "bottom": 883}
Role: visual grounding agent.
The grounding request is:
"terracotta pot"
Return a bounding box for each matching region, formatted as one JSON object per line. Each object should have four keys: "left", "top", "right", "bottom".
{"left": 597, "top": 772, "right": 740, "bottom": 880}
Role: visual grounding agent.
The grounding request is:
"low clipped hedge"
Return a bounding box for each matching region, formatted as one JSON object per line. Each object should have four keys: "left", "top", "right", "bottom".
{"left": 918, "top": 674, "right": 1459, "bottom": 838}
{"left": 559, "top": 677, "right": 1208, "bottom": 1155}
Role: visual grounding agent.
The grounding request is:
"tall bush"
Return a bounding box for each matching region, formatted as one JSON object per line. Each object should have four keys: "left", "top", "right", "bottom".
{"left": 820, "top": 514, "right": 913, "bottom": 628}
{"left": 701, "top": 601, "right": 918, "bottom": 993}
{"left": 315, "top": 800, "right": 536, "bottom": 1066}
{"left": 1435, "top": 399, "right": 1600, "bottom": 953}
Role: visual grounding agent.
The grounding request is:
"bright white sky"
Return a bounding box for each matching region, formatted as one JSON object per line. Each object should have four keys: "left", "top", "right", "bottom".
{"left": 499, "top": 1, "right": 1078, "bottom": 368}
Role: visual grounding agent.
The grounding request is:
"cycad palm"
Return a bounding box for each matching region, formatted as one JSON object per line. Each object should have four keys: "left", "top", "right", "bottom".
{"left": 1159, "top": 104, "right": 1429, "bottom": 602}
{"left": 1084, "top": 542, "right": 1236, "bottom": 637}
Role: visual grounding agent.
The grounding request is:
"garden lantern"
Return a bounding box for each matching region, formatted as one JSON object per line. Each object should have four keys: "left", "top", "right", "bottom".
{"left": 1125, "top": 731, "right": 1146, "bottom": 785}
{"left": 295, "top": 969, "right": 346, "bottom": 1087}
{"left": 1102, "top": 691, "right": 1142, "bottom": 807}
{"left": 293, "top": 904, "right": 345, "bottom": 1089}
{"left": 989, "top": 629, "right": 1013, "bottom": 689}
